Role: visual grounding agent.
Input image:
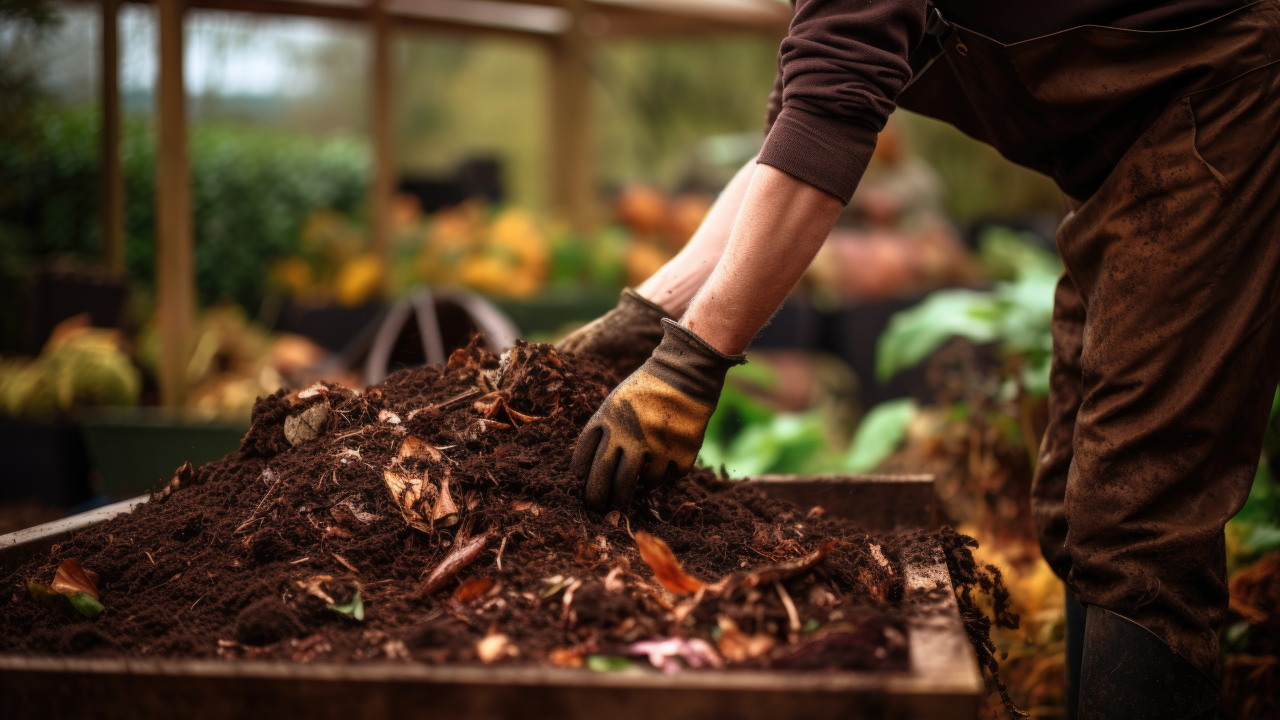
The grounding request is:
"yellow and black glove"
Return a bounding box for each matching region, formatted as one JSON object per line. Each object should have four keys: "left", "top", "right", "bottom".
{"left": 557, "top": 289, "right": 672, "bottom": 378}
{"left": 572, "top": 319, "right": 745, "bottom": 512}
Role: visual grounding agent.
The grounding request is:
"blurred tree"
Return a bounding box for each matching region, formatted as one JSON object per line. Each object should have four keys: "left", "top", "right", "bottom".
{"left": 595, "top": 37, "right": 778, "bottom": 191}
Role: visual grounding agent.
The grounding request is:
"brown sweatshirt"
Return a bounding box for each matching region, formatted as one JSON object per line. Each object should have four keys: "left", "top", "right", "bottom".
{"left": 759, "top": 0, "right": 1247, "bottom": 202}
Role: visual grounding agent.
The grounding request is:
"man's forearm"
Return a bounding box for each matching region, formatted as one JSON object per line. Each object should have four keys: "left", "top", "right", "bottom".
{"left": 635, "top": 157, "right": 757, "bottom": 317}
{"left": 682, "top": 164, "right": 844, "bottom": 355}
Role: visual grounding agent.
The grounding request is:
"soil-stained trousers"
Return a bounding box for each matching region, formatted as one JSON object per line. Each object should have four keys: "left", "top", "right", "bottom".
{"left": 1031, "top": 55, "right": 1280, "bottom": 675}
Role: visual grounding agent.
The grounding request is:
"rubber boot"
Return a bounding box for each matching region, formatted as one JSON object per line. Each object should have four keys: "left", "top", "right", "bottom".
{"left": 1064, "top": 589, "right": 1086, "bottom": 720}
{"left": 1078, "top": 605, "right": 1219, "bottom": 720}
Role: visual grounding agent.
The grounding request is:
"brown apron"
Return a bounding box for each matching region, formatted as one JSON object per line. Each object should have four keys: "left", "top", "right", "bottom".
{"left": 899, "top": 1, "right": 1280, "bottom": 674}
{"left": 898, "top": 1, "right": 1280, "bottom": 200}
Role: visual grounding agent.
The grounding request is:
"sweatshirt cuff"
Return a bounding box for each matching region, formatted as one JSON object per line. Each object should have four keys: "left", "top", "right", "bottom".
{"left": 757, "top": 105, "right": 879, "bottom": 204}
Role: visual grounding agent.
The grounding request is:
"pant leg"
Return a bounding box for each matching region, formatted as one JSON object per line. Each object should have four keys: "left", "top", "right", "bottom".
{"left": 1056, "top": 62, "right": 1280, "bottom": 675}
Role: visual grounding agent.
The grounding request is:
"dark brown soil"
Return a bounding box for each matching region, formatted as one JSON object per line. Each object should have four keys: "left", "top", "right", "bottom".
{"left": 0, "top": 340, "right": 1000, "bottom": 679}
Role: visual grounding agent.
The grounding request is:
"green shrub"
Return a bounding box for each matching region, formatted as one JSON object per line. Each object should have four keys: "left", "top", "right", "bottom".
{"left": 0, "top": 107, "right": 369, "bottom": 315}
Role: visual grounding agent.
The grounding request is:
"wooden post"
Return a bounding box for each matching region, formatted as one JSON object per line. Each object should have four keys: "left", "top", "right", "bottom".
{"left": 155, "top": 0, "right": 195, "bottom": 408}
{"left": 369, "top": 0, "right": 394, "bottom": 285}
{"left": 548, "top": 0, "right": 595, "bottom": 233}
{"left": 100, "top": 0, "right": 125, "bottom": 272}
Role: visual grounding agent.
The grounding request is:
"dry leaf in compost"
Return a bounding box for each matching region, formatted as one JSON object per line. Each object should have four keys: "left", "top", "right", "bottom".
{"left": 716, "top": 617, "right": 776, "bottom": 663}
{"left": 634, "top": 531, "right": 703, "bottom": 595}
{"left": 398, "top": 435, "right": 442, "bottom": 464}
{"left": 431, "top": 470, "right": 460, "bottom": 527}
{"left": 629, "top": 637, "right": 723, "bottom": 674}
{"left": 29, "top": 559, "right": 104, "bottom": 618}
{"left": 52, "top": 558, "right": 100, "bottom": 600}
{"left": 383, "top": 469, "right": 433, "bottom": 533}
{"left": 869, "top": 544, "right": 893, "bottom": 575}
{"left": 549, "top": 647, "right": 584, "bottom": 668}
{"left": 382, "top": 639, "right": 411, "bottom": 661}
{"left": 297, "top": 575, "right": 337, "bottom": 604}
{"left": 284, "top": 404, "right": 329, "bottom": 446}
{"left": 453, "top": 576, "right": 496, "bottom": 603}
{"left": 476, "top": 631, "right": 518, "bottom": 664}
{"left": 330, "top": 501, "right": 377, "bottom": 528}
{"left": 296, "top": 382, "right": 327, "bottom": 400}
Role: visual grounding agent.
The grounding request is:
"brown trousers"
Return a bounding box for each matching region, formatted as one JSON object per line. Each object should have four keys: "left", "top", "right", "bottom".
{"left": 1034, "top": 59, "right": 1280, "bottom": 674}
{"left": 899, "top": 2, "right": 1280, "bottom": 674}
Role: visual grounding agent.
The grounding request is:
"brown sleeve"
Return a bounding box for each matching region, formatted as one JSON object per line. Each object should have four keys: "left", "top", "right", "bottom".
{"left": 758, "top": 0, "right": 926, "bottom": 203}
{"left": 764, "top": 59, "right": 784, "bottom": 133}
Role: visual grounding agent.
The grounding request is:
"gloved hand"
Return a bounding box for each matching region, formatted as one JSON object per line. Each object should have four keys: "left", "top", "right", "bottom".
{"left": 572, "top": 319, "right": 745, "bottom": 511}
{"left": 557, "top": 288, "right": 671, "bottom": 378}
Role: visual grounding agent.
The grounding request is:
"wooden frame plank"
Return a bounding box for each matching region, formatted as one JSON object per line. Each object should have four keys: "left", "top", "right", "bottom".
{"left": 369, "top": 0, "right": 394, "bottom": 287}
{"left": 548, "top": 0, "right": 594, "bottom": 232}
{"left": 154, "top": 0, "right": 196, "bottom": 408}
{"left": 100, "top": 0, "right": 126, "bottom": 272}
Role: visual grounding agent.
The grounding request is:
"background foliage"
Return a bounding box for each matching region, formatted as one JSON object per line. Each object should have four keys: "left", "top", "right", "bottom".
{"left": 0, "top": 108, "right": 368, "bottom": 316}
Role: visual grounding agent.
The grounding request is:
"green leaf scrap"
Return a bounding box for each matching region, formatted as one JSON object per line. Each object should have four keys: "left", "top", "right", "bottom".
{"left": 586, "top": 655, "right": 633, "bottom": 672}
{"left": 326, "top": 591, "right": 364, "bottom": 621}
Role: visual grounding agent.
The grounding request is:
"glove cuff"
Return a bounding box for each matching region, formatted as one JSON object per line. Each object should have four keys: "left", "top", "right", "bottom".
{"left": 646, "top": 319, "right": 746, "bottom": 406}
{"left": 618, "top": 288, "right": 671, "bottom": 322}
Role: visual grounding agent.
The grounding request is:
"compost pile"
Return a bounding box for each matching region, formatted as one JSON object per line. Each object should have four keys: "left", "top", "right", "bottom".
{"left": 0, "top": 340, "right": 995, "bottom": 677}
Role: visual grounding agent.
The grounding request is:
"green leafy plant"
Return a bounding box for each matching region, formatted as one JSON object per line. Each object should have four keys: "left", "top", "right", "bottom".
{"left": 842, "top": 398, "right": 917, "bottom": 473}
{"left": 698, "top": 363, "right": 844, "bottom": 477}
{"left": 876, "top": 227, "right": 1060, "bottom": 396}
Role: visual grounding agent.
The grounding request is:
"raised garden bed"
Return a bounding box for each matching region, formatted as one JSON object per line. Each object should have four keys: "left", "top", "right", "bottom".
{"left": 0, "top": 342, "right": 992, "bottom": 719}
{"left": 0, "top": 476, "right": 981, "bottom": 719}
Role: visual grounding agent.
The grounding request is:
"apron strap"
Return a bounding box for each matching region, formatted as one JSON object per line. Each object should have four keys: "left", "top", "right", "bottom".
{"left": 906, "top": 2, "right": 952, "bottom": 88}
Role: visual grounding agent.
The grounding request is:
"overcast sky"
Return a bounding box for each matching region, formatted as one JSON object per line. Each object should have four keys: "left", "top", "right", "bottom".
{"left": 30, "top": 4, "right": 364, "bottom": 102}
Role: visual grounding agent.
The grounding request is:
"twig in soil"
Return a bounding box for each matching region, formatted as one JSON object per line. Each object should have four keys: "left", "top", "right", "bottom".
{"left": 145, "top": 552, "right": 155, "bottom": 565}
{"left": 290, "top": 557, "right": 311, "bottom": 564}
{"left": 332, "top": 553, "right": 359, "bottom": 574}
{"left": 774, "top": 579, "right": 800, "bottom": 643}
{"left": 414, "top": 532, "right": 491, "bottom": 599}
{"left": 254, "top": 474, "right": 283, "bottom": 514}
{"left": 408, "top": 388, "right": 481, "bottom": 419}
{"left": 496, "top": 536, "right": 507, "bottom": 571}
{"left": 190, "top": 594, "right": 207, "bottom": 610}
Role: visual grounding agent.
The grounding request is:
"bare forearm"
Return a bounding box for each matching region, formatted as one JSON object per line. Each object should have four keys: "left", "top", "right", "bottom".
{"left": 683, "top": 165, "right": 844, "bottom": 355}
{"left": 635, "top": 157, "right": 757, "bottom": 317}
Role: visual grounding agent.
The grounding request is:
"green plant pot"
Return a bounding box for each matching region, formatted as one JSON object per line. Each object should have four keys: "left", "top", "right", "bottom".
{"left": 80, "top": 408, "right": 249, "bottom": 500}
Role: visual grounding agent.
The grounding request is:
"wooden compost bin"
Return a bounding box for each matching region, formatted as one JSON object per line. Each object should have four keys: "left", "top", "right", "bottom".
{"left": 0, "top": 474, "right": 982, "bottom": 720}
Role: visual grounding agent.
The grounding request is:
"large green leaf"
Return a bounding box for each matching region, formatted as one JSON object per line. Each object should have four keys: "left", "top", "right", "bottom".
{"left": 842, "top": 399, "right": 917, "bottom": 473}
{"left": 875, "top": 290, "right": 998, "bottom": 383}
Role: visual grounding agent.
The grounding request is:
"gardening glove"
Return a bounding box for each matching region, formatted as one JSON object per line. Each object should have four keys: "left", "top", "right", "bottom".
{"left": 557, "top": 288, "right": 672, "bottom": 377}
{"left": 572, "top": 319, "right": 745, "bottom": 512}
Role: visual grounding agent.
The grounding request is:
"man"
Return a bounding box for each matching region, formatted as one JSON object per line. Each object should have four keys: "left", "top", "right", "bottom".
{"left": 561, "top": 1, "right": 1280, "bottom": 718}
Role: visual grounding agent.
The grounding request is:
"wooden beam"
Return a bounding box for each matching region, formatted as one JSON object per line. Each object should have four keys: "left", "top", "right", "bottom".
{"left": 98, "top": 0, "right": 790, "bottom": 36}
{"left": 99, "top": 0, "right": 125, "bottom": 272}
{"left": 547, "top": 0, "right": 594, "bottom": 233}
{"left": 155, "top": 0, "right": 195, "bottom": 407}
{"left": 369, "top": 0, "right": 394, "bottom": 289}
